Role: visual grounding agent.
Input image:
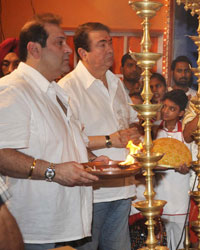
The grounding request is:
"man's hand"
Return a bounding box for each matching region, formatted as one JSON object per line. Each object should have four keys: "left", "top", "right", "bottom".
{"left": 110, "top": 127, "right": 142, "bottom": 148}
{"left": 175, "top": 163, "right": 190, "bottom": 174}
{"left": 95, "top": 155, "right": 110, "bottom": 164}
{"left": 54, "top": 161, "right": 99, "bottom": 187}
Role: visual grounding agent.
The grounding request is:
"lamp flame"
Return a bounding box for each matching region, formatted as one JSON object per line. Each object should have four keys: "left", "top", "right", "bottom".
{"left": 120, "top": 141, "right": 143, "bottom": 165}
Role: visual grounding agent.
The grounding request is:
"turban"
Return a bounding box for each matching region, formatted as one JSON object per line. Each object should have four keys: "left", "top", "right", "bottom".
{"left": 0, "top": 38, "right": 19, "bottom": 66}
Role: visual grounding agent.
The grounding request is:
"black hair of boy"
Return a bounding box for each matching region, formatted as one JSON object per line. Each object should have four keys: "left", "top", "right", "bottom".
{"left": 162, "top": 89, "right": 188, "bottom": 111}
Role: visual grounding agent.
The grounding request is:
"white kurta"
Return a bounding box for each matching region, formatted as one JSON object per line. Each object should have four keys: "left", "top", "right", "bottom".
{"left": 154, "top": 120, "right": 190, "bottom": 222}
{"left": 59, "top": 61, "right": 138, "bottom": 203}
{"left": 0, "top": 62, "right": 92, "bottom": 243}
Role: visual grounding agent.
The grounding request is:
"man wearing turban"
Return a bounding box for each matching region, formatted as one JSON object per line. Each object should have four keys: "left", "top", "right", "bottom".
{"left": 0, "top": 38, "right": 19, "bottom": 77}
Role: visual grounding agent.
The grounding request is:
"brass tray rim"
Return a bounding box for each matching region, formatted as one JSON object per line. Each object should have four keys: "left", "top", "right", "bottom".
{"left": 82, "top": 160, "right": 141, "bottom": 177}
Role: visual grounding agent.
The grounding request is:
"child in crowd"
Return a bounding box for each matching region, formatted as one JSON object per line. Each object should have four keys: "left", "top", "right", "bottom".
{"left": 150, "top": 73, "right": 167, "bottom": 104}
{"left": 153, "top": 89, "right": 190, "bottom": 250}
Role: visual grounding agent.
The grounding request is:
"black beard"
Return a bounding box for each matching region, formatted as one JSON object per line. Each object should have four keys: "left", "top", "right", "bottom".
{"left": 174, "top": 79, "right": 190, "bottom": 88}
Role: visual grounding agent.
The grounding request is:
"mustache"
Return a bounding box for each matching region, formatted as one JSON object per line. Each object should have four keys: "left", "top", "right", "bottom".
{"left": 179, "top": 77, "right": 187, "bottom": 81}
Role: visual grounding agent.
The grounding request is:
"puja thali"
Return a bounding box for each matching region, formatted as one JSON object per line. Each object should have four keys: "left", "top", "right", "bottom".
{"left": 83, "top": 160, "right": 141, "bottom": 178}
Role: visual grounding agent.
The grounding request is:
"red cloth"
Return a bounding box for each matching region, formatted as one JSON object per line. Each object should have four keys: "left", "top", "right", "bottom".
{"left": 189, "top": 197, "right": 198, "bottom": 243}
{"left": 129, "top": 213, "right": 144, "bottom": 225}
{"left": 0, "top": 38, "right": 19, "bottom": 65}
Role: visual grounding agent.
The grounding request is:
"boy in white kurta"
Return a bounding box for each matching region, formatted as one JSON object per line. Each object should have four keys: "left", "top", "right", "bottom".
{"left": 153, "top": 89, "right": 190, "bottom": 250}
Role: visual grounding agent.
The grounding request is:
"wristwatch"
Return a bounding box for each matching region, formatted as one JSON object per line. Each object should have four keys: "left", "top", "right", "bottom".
{"left": 105, "top": 135, "right": 112, "bottom": 148}
{"left": 45, "top": 163, "right": 55, "bottom": 182}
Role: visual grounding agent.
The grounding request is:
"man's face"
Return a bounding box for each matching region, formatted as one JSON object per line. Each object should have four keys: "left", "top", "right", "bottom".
{"left": 1, "top": 52, "right": 20, "bottom": 76}
{"left": 161, "top": 99, "right": 183, "bottom": 122}
{"left": 173, "top": 61, "right": 192, "bottom": 88}
{"left": 121, "top": 58, "right": 141, "bottom": 83}
{"left": 150, "top": 77, "right": 166, "bottom": 103}
{"left": 84, "top": 30, "right": 114, "bottom": 72}
{"left": 40, "top": 23, "right": 72, "bottom": 80}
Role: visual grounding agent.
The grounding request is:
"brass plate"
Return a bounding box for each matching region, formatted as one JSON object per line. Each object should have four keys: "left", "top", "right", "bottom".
{"left": 83, "top": 160, "right": 141, "bottom": 178}
{"left": 156, "top": 164, "right": 192, "bottom": 170}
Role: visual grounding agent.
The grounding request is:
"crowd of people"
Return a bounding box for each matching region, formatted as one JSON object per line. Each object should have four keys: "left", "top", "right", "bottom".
{"left": 0, "top": 12, "right": 198, "bottom": 250}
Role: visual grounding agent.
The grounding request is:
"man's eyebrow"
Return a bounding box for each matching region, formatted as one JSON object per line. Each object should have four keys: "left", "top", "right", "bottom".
{"left": 98, "top": 38, "right": 112, "bottom": 43}
{"left": 56, "top": 36, "right": 66, "bottom": 40}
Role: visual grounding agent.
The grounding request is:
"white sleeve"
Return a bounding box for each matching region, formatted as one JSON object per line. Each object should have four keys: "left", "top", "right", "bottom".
{"left": 0, "top": 85, "right": 31, "bottom": 149}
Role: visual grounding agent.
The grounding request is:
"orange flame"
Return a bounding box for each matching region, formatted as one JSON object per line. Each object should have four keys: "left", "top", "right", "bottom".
{"left": 120, "top": 141, "right": 143, "bottom": 165}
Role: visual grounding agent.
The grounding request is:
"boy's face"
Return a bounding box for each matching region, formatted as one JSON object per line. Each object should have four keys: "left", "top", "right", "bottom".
{"left": 161, "top": 99, "right": 184, "bottom": 122}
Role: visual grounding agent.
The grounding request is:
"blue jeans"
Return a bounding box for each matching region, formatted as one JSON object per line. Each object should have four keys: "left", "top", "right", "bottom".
{"left": 24, "top": 243, "right": 56, "bottom": 250}
{"left": 77, "top": 198, "right": 132, "bottom": 250}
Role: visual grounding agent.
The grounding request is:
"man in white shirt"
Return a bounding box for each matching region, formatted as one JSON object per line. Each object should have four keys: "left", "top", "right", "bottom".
{"left": 59, "top": 22, "right": 142, "bottom": 250}
{"left": 169, "top": 55, "right": 196, "bottom": 98}
{"left": 120, "top": 52, "right": 142, "bottom": 96}
{"left": 0, "top": 13, "right": 105, "bottom": 250}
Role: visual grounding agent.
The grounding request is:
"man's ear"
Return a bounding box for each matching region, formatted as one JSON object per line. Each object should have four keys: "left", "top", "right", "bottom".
{"left": 120, "top": 66, "right": 123, "bottom": 74}
{"left": 27, "top": 42, "right": 42, "bottom": 59}
{"left": 78, "top": 48, "right": 88, "bottom": 61}
{"left": 179, "top": 110, "right": 185, "bottom": 118}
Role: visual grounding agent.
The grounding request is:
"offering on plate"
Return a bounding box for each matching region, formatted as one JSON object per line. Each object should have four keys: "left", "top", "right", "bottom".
{"left": 82, "top": 160, "right": 141, "bottom": 177}
{"left": 152, "top": 137, "right": 192, "bottom": 168}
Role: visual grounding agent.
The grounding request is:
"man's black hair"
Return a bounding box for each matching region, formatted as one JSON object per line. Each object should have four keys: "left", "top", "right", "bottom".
{"left": 171, "top": 56, "right": 192, "bottom": 71}
{"left": 121, "top": 53, "right": 134, "bottom": 67}
{"left": 74, "top": 22, "right": 110, "bottom": 60}
{"left": 19, "top": 13, "right": 61, "bottom": 62}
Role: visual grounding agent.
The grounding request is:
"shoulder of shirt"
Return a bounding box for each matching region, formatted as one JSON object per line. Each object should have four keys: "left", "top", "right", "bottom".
{"left": 58, "top": 70, "right": 76, "bottom": 89}
{"left": 154, "top": 119, "right": 162, "bottom": 126}
{"left": 58, "top": 61, "right": 90, "bottom": 90}
{"left": 188, "top": 88, "right": 196, "bottom": 94}
{"left": 0, "top": 69, "right": 26, "bottom": 91}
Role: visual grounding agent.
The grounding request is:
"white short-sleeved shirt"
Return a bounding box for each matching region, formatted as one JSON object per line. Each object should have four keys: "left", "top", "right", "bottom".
{"left": 154, "top": 120, "right": 190, "bottom": 222}
{"left": 168, "top": 86, "right": 196, "bottom": 98}
{"left": 0, "top": 62, "right": 92, "bottom": 243}
{"left": 59, "top": 61, "right": 138, "bottom": 203}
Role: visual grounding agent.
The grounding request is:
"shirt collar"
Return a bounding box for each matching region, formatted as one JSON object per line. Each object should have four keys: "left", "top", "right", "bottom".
{"left": 75, "top": 61, "right": 96, "bottom": 89}
{"left": 159, "top": 120, "right": 182, "bottom": 132}
{"left": 17, "top": 62, "right": 69, "bottom": 105}
{"left": 17, "top": 62, "right": 51, "bottom": 93}
{"left": 75, "top": 60, "right": 118, "bottom": 90}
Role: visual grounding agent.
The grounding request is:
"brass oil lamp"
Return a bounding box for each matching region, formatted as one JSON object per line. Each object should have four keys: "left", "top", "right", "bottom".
{"left": 128, "top": 0, "right": 168, "bottom": 249}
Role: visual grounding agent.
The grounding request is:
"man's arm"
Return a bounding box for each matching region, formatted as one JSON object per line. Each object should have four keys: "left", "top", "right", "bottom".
{"left": 0, "top": 203, "right": 24, "bottom": 250}
{"left": 88, "top": 127, "right": 142, "bottom": 150}
{"left": 183, "top": 115, "right": 198, "bottom": 143}
{"left": 0, "top": 149, "right": 98, "bottom": 186}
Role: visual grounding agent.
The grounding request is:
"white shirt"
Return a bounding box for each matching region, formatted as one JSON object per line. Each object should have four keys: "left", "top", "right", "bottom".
{"left": 168, "top": 86, "right": 196, "bottom": 98}
{"left": 59, "top": 61, "right": 138, "bottom": 203}
{"left": 154, "top": 120, "right": 190, "bottom": 222}
{"left": 0, "top": 62, "right": 92, "bottom": 243}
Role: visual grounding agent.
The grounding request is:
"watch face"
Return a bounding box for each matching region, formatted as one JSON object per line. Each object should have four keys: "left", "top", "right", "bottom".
{"left": 45, "top": 167, "right": 55, "bottom": 181}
